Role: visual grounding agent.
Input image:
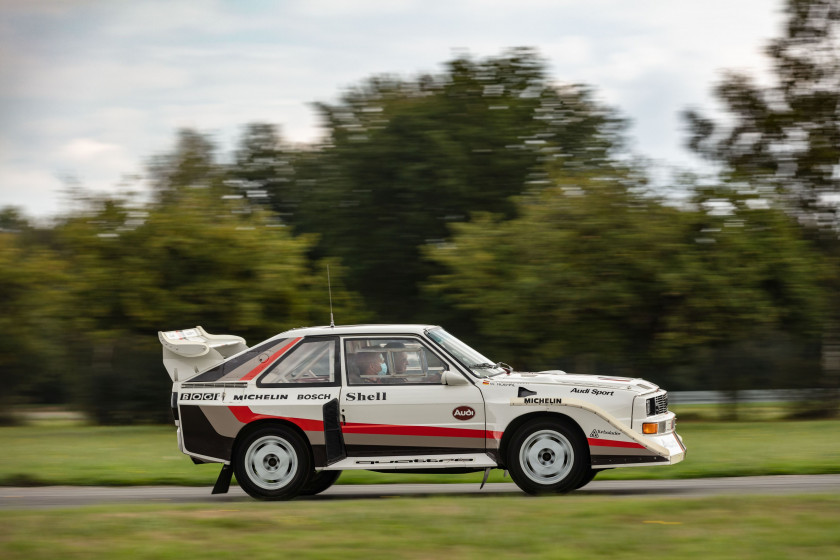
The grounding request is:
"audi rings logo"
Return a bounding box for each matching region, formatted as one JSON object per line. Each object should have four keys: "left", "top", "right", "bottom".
{"left": 452, "top": 406, "right": 476, "bottom": 420}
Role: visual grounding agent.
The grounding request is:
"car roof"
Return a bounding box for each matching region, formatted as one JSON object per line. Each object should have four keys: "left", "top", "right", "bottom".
{"left": 270, "top": 324, "right": 441, "bottom": 341}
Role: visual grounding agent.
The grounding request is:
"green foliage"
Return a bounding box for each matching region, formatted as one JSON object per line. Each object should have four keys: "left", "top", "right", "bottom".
{"left": 3, "top": 496, "right": 840, "bottom": 560}
{"left": 685, "top": 1, "right": 840, "bottom": 217}
{"left": 0, "top": 233, "right": 71, "bottom": 415}
{"left": 228, "top": 122, "right": 299, "bottom": 219}
{"left": 426, "top": 176, "right": 825, "bottom": 382}
{"left": 0, "top": 130, "right": 366, "bottom": 423}
{"left": 683, "top": 0, "right": 840, "bottom": 411}
{"left": 0, "top": 418, "right": 837, "bottom": 487}
{"left": 48, "top": 189, "right": 364, "bottom": 423}
{"left": 292, "top": 48, "right": 628, "bottom": 321}
{"left": 2, "top": 43, "right": 839, "bottom": 421}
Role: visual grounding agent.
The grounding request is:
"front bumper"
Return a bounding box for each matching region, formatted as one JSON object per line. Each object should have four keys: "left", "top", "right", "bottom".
{"left": 646, "top": 431, "right": 686, "bottom": 465}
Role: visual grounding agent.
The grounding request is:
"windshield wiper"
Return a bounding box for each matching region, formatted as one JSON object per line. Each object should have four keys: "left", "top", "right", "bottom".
{"left": 469, "top": 362, "right": 513, "bottom": 375}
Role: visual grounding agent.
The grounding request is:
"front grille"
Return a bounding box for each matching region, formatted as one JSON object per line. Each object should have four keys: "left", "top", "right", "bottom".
{"left": 648, "top": 393, "right": 668, "bottom": 416}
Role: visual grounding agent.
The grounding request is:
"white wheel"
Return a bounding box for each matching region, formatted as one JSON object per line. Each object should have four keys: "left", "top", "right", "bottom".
{"left": 507, "top": 420, "right": 588, "bottom": 494}
{"left": 235, "top": 425, "right": 311, "bottom": 500}
{"left": 519, "top": 429, "right": 575, "bottom": 485}
{"left": 244, "top": 435, "right": 298, "bottom": 490}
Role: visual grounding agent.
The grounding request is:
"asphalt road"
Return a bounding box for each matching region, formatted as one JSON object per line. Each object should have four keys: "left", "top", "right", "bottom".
{"left": 2, "top": 475, "right": 839, "bottom": 509}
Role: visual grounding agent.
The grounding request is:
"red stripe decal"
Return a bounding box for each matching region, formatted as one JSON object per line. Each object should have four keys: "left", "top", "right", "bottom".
{"left": 239, "top": 337, "right": 302, "bottom": 381}
{"left": 228, "top": 408, "right": 495, "bottom": 440}
{"left": 587, "top": 438, "right": 646, "bottom": 449}
{"left": 228, "top": 406, "right": 324, "bottom": 431}
{"left": 342, "top": 422, "right": 487, "bottom": 439}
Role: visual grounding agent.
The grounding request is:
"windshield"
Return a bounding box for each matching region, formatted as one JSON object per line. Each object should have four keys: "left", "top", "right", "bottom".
{"left": 426, "top": 327, "right": 507, "bottom": 378}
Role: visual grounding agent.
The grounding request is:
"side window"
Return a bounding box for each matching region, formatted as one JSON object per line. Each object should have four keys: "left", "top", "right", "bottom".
{"left": 259, "top": 339, "right": 338, "bottom": 386}
{"left": 345, "top": 338, "right": 448, "bottom": 385}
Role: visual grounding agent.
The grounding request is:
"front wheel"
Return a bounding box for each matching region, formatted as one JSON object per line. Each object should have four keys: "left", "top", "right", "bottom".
{"left": 507, "top": 420, "right": 589, "bottom": 495}
{"left": 574, "top": 467, "right": 599, "bottom": 490}
{"left": 234, "top": 425, "right": 311, "bottom": 500}
{"left": 300, "top": 470, "right": 342, "bottom": 496}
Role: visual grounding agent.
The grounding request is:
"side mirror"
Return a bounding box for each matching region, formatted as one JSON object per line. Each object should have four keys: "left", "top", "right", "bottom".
{"left": 442, "top": 370, "right": 469, "bottom": 386}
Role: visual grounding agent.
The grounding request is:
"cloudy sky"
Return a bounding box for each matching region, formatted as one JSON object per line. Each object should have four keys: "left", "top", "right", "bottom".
{"left": 0, "top": 0, "right": 785, "bottom": 219}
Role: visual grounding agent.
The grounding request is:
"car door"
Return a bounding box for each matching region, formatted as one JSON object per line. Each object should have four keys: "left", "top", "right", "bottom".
{"left": 339, "top": 335, "right": 486, "bottom": 457}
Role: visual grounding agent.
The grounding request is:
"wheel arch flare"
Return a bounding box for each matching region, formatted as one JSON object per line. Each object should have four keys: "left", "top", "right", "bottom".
{"left": 500, "top": 397, "right": 682, "bottom": 469}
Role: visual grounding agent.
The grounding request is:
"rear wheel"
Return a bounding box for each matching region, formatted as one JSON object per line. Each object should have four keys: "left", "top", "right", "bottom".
{"left": 234, "top": 425, "right": 311, "bottom": 501}
{"left": 507, "top": 420, "right": 588, "bottom": 495}
{"left": 300, "top": 470, "right": 342, "bottom": 496}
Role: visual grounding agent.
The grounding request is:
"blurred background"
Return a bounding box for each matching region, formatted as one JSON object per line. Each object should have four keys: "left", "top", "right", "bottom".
{"left": 1, "top": 0, "right": 839, "bottom": 424}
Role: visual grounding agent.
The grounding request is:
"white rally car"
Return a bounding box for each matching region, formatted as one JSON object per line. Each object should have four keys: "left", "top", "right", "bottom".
{"left": 160, "top": 324, "right": 685, "bottom": 500}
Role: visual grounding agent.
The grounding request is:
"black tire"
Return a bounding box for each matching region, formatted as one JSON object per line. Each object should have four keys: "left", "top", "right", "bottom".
{"left": 234, "top": 425, "right": 311, "bottom": 501}
{"left": 300, "top": 470, "right": 342, "bottom": 496}
{"left": 506, "top": 419, "right": 589, "bottom": 495}
{"left": 574, "top": 467, "right": 599, "bottom": 490}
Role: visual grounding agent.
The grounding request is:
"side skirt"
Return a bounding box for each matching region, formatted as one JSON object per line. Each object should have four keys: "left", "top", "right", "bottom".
{"left": 322, "top": 452, "right": 497, "bottom": 471}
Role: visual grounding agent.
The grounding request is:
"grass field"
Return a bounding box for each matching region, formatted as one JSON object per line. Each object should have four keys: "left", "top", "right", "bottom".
{"left": 1, "top": 495, "right": 838, "bottom": 559}
{"left": 0, "top": 405, "right": 838, "bottom": 487}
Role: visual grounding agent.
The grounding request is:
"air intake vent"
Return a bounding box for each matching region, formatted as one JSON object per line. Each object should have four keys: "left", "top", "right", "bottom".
{"left": 647, "top": 393, "right": 668, "bottom": 416}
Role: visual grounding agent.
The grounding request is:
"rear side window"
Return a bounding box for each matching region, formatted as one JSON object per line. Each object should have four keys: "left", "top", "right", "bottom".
{"left": 187, "top": 337, "right": 295, "bottom": 383}
{"left": 258, "top": 338, "right": 339, "bottom": 386}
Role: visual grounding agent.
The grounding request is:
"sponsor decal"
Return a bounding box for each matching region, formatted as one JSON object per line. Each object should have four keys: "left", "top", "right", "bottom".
{"left": 345, "top": 391, "right": 387, "bottom": 402}
{"left": 589, "top": 428, "right": 622, "bottom": 438}
{"left": 524, "top": 397, "right": 562, "bottom": 405}
{"left": 587, "top": 438, "right": 646, "bottom": 449}
{"left": 570, "top": 388, "right": 615, "bottom": 396}
{"left": 232, "top": 394, "right": 289, "bottom": 401}
{"left": 181, "top": 392, "right": 220, "bottom": 401}
{"left": 510, "top": 397, "right": 562, "bottom": 405}
{"left": 452, "top": 406, "right": 476, "bottom": 420}
{"left": 297, "top": 394, "right": 331, "bottom": 400}
{"left": 355, "top": 458, "right": 475, "bottom": 465}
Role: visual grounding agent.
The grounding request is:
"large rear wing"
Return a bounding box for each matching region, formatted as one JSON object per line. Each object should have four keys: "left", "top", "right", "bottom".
{"left": 159, "top": 326, "right": 248, "bottom": 382}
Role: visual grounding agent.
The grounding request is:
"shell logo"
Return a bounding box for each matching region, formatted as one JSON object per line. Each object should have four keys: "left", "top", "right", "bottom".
{"left": 452, "top": 406, "right": 476, "bottom": 420}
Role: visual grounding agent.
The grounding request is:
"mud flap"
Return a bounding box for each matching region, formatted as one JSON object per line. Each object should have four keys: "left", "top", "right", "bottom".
{"left": 479, "top": 467, "right": 491, "bottom": 489}
{"left": 323, "top": 398, "right": 347, "bottom": 464}
{"left": 212, "top": 464, "right": 233, "bottom": 494}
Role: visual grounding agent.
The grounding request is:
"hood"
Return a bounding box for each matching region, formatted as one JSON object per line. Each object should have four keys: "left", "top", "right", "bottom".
{"left": 491, "top": 370, "right": 660, "bottom": 395}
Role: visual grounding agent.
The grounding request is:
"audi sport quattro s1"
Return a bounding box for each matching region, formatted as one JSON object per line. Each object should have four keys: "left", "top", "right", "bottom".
{"left": 160, "top": 324, "right": 685, "bottom": 500}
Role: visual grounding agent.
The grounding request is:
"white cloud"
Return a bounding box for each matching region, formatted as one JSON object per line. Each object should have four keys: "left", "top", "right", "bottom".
{"left": 0, "top": 0, "right": 789, "bottom": 218}
{"left": 0, "top": 166, "right": 65, "bottom": 218}
{"left": 60, "top": 138, "right": 121, "bottom": 160}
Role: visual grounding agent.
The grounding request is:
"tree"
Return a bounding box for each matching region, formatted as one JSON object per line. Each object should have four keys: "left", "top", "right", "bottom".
{"left": 685, "top": 0, "right": 840, "bottom": 219}
{"left": 148, "top": 128, "right": 224, "bottom": 206}
{"left": 0, "top": 231, "right": 71, "bottom": 422}
{"left": 36, "top": 128, "right": 367, "bottom": 423}
{"left": 47, "top": 185, "right": 365, "bottom": 424}
{"left": 684, "top": 0, "right": 840, "bottom": 412}
{"left": 293, "top": 48, "right": 628, "bottom": 322}
{"left": 229, "top": 123, "right": 299, "bottom": 220}
{"left": 424, "top": 175, "right": 825, "bottom": 387}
